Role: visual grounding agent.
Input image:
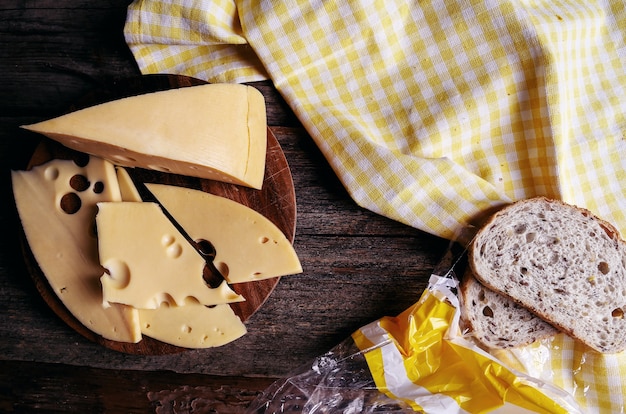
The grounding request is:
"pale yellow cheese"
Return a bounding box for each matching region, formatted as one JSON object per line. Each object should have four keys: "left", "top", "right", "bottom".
{"left": 146, "top": 183, "right": 303, "bottom": 283}
{"left": 96, "top": 202, "right": 244, "bottom": 309}
{"left": 115, "top": 167, "right": 142, "bottom": 202}
{"left": 139, "top": 303, "right": 246, "bottom": 348}
{"left": 115, "top": 167, "right": 247, "bottom": 347}
{"left": 11, "top": 157, "right": 141, "bottom": 343}
{"left": 22, "top": 84, "right": 268, "bottom": 189}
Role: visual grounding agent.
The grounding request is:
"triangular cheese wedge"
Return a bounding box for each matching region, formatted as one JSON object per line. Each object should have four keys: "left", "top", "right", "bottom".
{"left": 97, "top": 202, "right": 244, "bottom": 309}
{"left": 22, "top": 84, "right": 267, "bottom": 189}
{"left": 146, "top": 183, "right": 303, "bottom": 283}
{"left": 11, "top": 157, "right": 141, "bottom": 343}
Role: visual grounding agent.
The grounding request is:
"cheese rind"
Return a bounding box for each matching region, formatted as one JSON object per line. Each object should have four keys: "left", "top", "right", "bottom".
{"left": 11, "top": 157, "right": 141, "bottom": 343}
{"left": 96, "top": 202, "right": 244, "bottom": 309}
{"left": 146, "top": 183, "right": 303, "bottom": 283}
{"left": 22, "top": 84, "right": 267, "bottom": 189}
{"left": 139, "top": 304, "right": 246, "bottom": 348}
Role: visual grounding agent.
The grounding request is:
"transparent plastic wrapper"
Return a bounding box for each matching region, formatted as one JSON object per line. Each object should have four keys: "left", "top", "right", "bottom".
{"left": 247, "top": 243, "right": 626, "bottom": 413}
{"left": 247, "top": 336, "right": 416, "bottom": 413}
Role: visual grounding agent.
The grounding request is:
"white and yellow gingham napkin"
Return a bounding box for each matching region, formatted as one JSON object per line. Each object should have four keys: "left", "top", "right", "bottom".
{"left": 124, "top": 1, "right": 626, "bottom": 412}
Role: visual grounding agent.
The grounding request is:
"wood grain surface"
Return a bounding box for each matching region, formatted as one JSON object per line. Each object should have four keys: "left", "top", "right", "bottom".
{"left": 0, "top": 1, "right": 448, "bottom": 412}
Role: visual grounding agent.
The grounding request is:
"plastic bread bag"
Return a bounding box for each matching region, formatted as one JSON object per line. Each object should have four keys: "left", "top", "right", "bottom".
{"left": 247, "top": 243, "right": 588, "bottom": 413}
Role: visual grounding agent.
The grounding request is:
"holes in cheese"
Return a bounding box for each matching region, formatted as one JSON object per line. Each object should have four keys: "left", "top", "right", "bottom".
{"left": 60, "top": 192, "right": 82, "bottom": 214}
{"left": 101, "top": 259, "right": 131, "bottom": 289}
{"left": 138, "top": 303, "right": 246, "bottom": 349}
{"left": 96, "top": 202, "right": 245, "bottom": 309}
{"left": 11, "top": 157, "right": 141, "bottom": 343}
{"left": 145, "top": 183, "right": 303, "bottom": 283}
{"left": 69, "top": 174, "right": 90, "bottom": 191}
{"left": 22, "top": 83, "right": 268, "bottom": 189}
{"left": 215, "top": 262, "right": 230, "bottom": 279}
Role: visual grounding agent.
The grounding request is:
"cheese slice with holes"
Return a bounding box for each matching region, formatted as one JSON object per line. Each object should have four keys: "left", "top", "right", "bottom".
{"left": 139, "top": 303, "right": 246, "bottom": 348}
{"left": 114, "top": 167, "right": 247, "bottom": 347}
{"left": 11, "top": 157, "right": 141, "bottom": 343}
{"left": 97, "top": 202, "right": 244, "bottom": 309}
{"left": 145, "top": 183, "right": 303, "bottom": 283}
{"left": 22, "top": 84, "right": 267, "bottom": 189}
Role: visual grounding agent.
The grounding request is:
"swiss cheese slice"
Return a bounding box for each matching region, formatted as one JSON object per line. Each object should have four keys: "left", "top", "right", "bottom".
{"left": 145, "top": 183, "right": 303, "bottom": 283}
{"left": 22, "top": 84, "right": 267, "bottom": 189}
{"left": 96, "top": 202, "right": 244, "bottom": 309}
{"left": 114, "top": 167, "right": 247, "bottom": 347}
{"left": 139, "top": 303, "right": 246, "bottom": 348}
{"left": 11, "top": 157, "right": 141, "bottom": 343}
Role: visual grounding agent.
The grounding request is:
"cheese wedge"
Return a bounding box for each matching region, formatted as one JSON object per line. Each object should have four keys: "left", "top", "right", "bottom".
{"left": 139, "top": 303, "right": 246, "bottom": 348}
{"left": 146, "top": 183, "right": 303, "bottom": 283}
{"left": 97, "top": 202, "right": 244, "bottom": 309}
{"left": 115, "top": 167, "right": 247, "bottom": 347}
{"left": 11, "top": 157, "right": 141, "bottom": 343}
{"left": 22, "top": 84, "right": 267, "bottom": 189}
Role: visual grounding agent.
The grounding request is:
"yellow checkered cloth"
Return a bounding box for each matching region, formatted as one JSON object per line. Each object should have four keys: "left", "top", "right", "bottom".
{"left": 124, "top": 1, "right": 626, "bottom": 411}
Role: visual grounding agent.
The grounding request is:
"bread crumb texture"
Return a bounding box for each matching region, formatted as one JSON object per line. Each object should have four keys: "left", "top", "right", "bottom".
{"left": 470, "top": 197, "right": 626, "bottom": 353}
{"left": 460, "top": 271, "right": 558, "bottom": 349}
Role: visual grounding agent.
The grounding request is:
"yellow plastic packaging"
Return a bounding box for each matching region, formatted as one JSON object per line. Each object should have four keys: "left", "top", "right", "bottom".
{"left": 351, "top": 274, "right": 580, "bottom": 413}
{"left": 247, "top": 245, "right": 590, "bottom": 413}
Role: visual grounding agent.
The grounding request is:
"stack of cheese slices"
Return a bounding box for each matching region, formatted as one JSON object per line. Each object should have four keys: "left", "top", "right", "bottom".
{"left": 12, "top": 83, "right": 303, "bottom": 349}
{"left": 461, "top": 197, "right": 626, "bottom": 353}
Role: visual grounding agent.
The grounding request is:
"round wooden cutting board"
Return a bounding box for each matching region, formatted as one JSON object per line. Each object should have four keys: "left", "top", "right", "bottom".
{"left": 18, "top": 74, "right": 297, "bottom": 355}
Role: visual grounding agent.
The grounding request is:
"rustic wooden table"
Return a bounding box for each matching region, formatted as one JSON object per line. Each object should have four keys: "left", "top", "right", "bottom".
{"left": 0, "top": 1, "right": 448, "bottom": 412}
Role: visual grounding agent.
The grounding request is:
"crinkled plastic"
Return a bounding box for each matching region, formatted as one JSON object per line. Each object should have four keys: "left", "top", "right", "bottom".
{"left": 246, "top": 337, "right": 416, "bottom": 413}
{"left": 247, "top": 244, "right": 589, "bottom": 413}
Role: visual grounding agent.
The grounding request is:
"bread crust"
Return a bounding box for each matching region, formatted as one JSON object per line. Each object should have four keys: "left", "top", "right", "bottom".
{"left": 468, "top": 197, "right": 626, "bottom": 353}
{"left": 460, "top": 268, "right": 558, "bottom": 349}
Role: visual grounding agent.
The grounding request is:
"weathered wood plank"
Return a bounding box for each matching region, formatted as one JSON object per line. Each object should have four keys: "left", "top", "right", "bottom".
{"left": 0, "top": 360, "right": 277, "bottom": 413}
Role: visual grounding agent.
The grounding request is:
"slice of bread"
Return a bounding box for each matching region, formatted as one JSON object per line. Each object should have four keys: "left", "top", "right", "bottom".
{"left": 460, "top": 269, "right": 558, "bottom": 349}
{"left": 469, "top": 197, "right": 626, "bottom": 353}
